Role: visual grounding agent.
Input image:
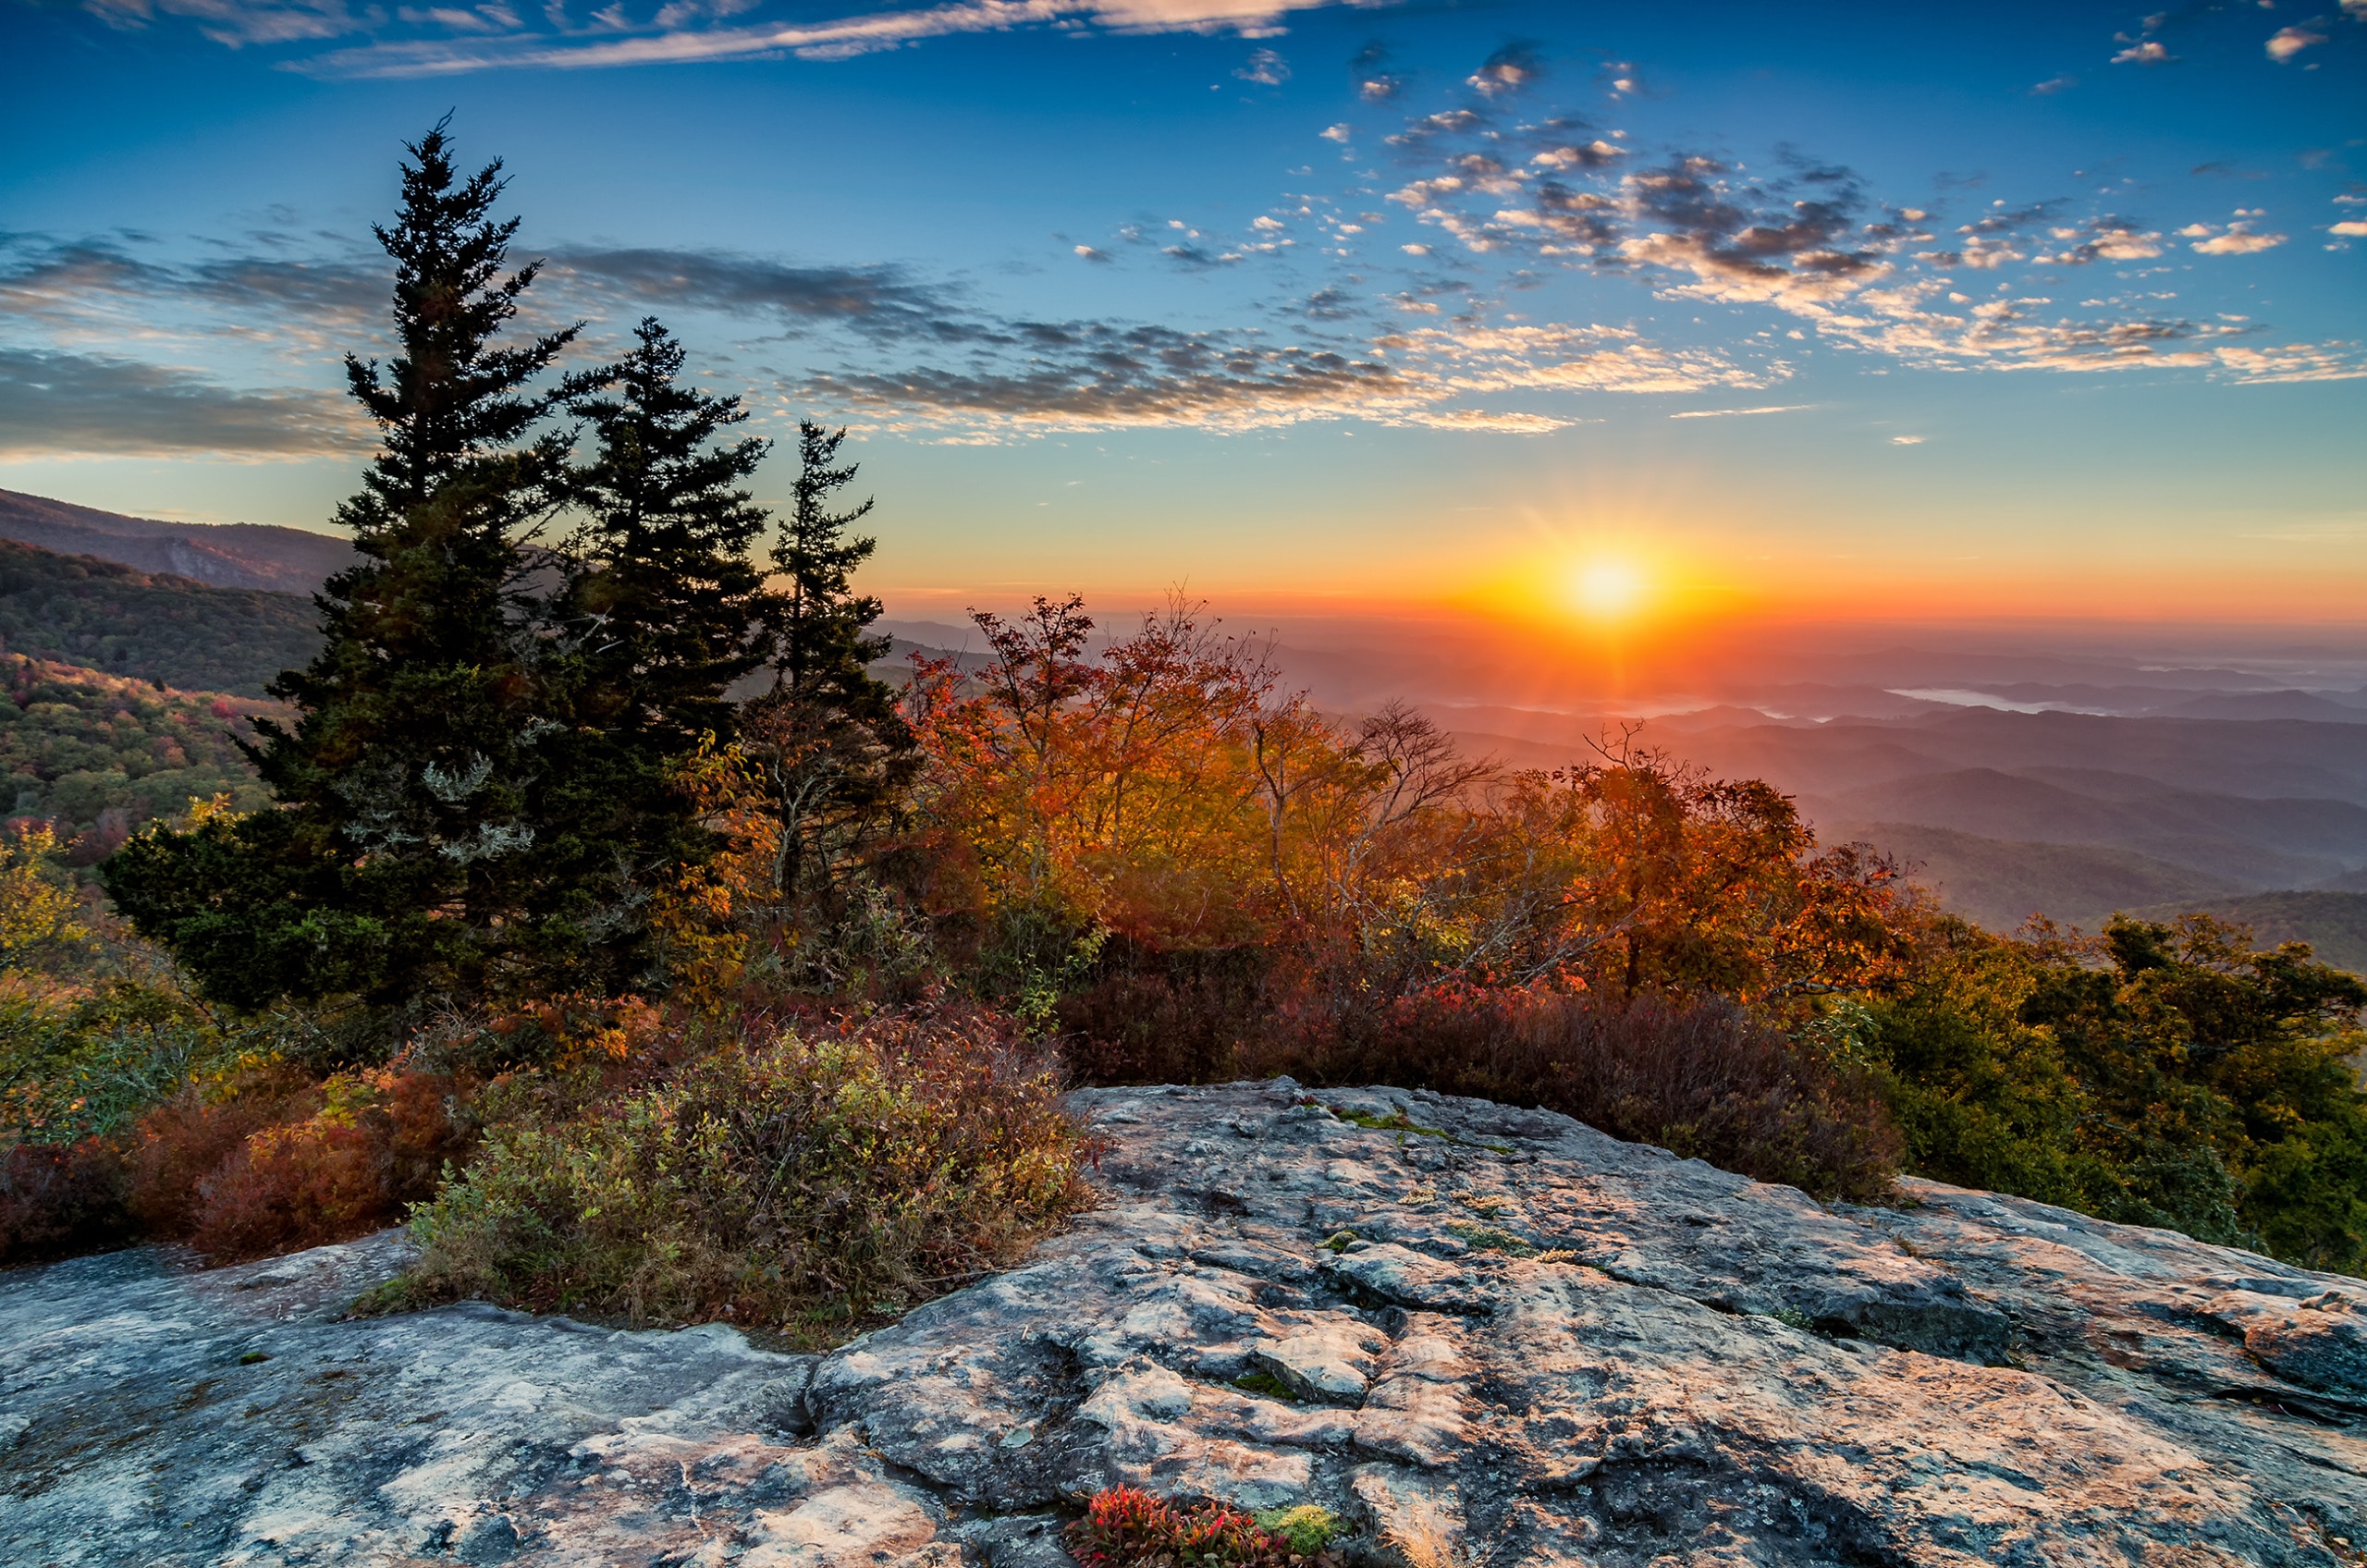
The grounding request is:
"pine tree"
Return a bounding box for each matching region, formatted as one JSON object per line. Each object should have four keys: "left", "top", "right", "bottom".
{"left": 742, "top": 423, "right": 918, "bottom": 933}
{"left": 518, "top": 318, "right": 775, "bottom": 979}
{"left": 104, "top": 121, "right": 584, "bottom": 1011}
{"left": 557, "top": 318, "right": 771, "bottom": 751}
{"left": 771, "top": 422, "right": 892, "bottom": 705}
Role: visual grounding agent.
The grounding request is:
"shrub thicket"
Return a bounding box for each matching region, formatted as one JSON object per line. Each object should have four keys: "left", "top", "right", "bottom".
{"left": 396, "top": 1010, "right": 1088, "bottom": 1340}
{"left": 1863, "top": 913, "right": 2367, "bottom": 1272}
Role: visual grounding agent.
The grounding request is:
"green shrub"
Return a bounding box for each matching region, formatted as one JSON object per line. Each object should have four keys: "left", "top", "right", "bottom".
{"left": 0, "top": 979, "right": 250, "bottom": 1145}
{"left": 1867, "top": 914, "right": 2367, "bottom": 1275}
{"left": 397, "top": 1009, "right": 1089, "bottom": 1342}
{"left": 1254, "top": 1505, "right": 1343, "bottom": 1556}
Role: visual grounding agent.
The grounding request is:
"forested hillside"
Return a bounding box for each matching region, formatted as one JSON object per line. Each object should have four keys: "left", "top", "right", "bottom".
{"left": 0, "top": 654, "right": 273, "bottom": 860}
{"left": 0, "top": 540, "right": 321, "bottom": 697}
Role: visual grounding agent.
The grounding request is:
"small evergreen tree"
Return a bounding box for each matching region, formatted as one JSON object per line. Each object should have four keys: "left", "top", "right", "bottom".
{"left": 104, "top": 120, "right": 584, "bottom": 1011}
{"left": 741, "top": 423, "right": 920, "bottom": 955}
{"left": 558, "top": 317, "right": 771, "bottom": 752}
{"left": 771, "top": 421, "right": 892, "bottom": 705}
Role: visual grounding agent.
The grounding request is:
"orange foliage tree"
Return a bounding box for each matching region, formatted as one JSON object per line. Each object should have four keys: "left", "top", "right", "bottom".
{"left": 902, "top": 595, "right": 1918, "bottom": 1016}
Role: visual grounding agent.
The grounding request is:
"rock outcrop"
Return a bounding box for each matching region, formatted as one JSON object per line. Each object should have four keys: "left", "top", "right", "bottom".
{"left": 5, "top": 1080, "right": 2364, "bottom": 1566}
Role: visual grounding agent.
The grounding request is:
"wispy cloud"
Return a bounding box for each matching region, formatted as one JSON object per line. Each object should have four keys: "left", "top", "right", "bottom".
{"left": 1233, "top": 45, "right": 1286, "bottom": 84}
{"left": 1667, "top": 403, "right": 1811, "bottom": 419}
{"left": 1, "top": 218, "right": 1765, "bottom": 449}
{"left": 0, "top": 347, "right": 372, "bottom": 458}
{"left": 90, "top": 0, "right": 1390, "bottom": 77}
{"left": 550, "top": 247, "right": 978, "bottom": 338}
{"left": 0, "top": 235, "right": 385, "bottom": 334}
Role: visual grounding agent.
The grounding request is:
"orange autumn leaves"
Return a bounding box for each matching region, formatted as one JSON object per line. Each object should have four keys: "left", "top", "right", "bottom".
{"left": 896, "top": 594, "right": 1919, "bottom": 1008}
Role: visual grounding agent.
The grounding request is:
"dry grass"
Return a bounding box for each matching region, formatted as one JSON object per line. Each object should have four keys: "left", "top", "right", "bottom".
{"left": 1379, "top": 1495, "right": 1464, "bottom": 1568}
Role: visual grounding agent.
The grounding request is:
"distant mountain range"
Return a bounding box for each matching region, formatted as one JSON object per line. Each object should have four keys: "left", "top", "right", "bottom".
{"left": 0, "top": 488, "right": 353, "bottom": 596}
{"left": 1442, "top": 705, "right": 2367, "bottom": 971}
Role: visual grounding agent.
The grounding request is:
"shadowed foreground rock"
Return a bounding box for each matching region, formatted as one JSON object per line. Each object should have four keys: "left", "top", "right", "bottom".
{"left": 4, "top": 1081, "right": 2364, "bottom": 1566}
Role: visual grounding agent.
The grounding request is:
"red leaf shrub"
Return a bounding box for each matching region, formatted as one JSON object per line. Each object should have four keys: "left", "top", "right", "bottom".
{"left": 1064, "top": 1487, "right": 1295, "bottom": 1568}
{"left": 120, "top": 1069, "right": 472, "bottom": 1263}
{"left": 191, "top": 1118, "right": 392, "bottom": 1261}
{"left": 124, "top": 1071, "right": 308, "bottom": 1236}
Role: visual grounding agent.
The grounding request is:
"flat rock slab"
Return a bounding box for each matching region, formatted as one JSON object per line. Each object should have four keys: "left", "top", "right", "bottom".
{"left": 3, "top": 1080, "right": 2363, "bottom": 1566}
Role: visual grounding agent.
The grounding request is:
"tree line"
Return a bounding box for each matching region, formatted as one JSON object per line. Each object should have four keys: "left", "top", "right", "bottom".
{"left": 104, "top": 120, "right": 912, "bottom": 1012}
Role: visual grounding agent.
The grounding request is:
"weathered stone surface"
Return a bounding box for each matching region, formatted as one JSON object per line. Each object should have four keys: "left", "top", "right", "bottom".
{"left": 4, "top": 1079, "right": 2364, "bottom": 1566}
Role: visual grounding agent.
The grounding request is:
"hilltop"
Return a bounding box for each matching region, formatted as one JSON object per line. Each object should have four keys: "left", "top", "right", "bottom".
{"left": 0, "top": 488, "right": 354, "bottom": 597}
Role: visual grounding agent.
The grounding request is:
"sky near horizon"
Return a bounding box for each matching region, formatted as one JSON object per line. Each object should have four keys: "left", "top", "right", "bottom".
{"left": 3, "top": 0, "right": 2364, "bottom": 641}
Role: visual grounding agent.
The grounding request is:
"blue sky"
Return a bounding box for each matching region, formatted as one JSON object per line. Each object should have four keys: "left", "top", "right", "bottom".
{"left": 3, "top": 0, "right": 2363, "bottom": 631}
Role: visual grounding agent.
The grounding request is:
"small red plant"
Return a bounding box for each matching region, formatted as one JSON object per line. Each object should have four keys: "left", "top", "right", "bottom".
{"left": 1065, "top": 1487, "right": 1297, "bottom": 1568}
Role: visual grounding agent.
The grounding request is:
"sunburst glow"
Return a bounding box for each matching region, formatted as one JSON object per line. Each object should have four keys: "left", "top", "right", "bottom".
{"left": 1571, "top": 558, "right": 1649, "bottom": 622}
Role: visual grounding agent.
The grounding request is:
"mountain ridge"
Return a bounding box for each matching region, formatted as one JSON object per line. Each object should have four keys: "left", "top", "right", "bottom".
{"left": 0, "top": 487, "right": 354, "bottom": 597}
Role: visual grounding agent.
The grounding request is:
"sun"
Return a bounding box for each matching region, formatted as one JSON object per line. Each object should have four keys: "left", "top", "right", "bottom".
{"left": 1570, "top": 557, "right": 1649, "bottom": 622}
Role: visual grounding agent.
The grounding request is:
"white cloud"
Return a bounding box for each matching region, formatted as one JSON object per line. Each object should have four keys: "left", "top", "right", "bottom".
{"left": 2265, "top": 26, "right": 2325, "bottom": 61}
{"left": 2212, "top": 343, "right": 2367, "bottom": 383}
{"left": 1390, "top": 323, "right": 1770, "bottom": 397}
{"left": 2112, "top": 40, "right": 2171, "bottom": 64}
{"left": 1319, "top": 123, "right": 1351, "bottom": 142}
{"left": 1666, "top": 404, "right": 1811, "bottom": 419}
{"left": 1889, "top": 435, "right": 1924, "bottom": 445}
{"left": 2189, "top": 224, "right": 2287, "bottom": 254}
{"left": 2330, "top": 221, "right": 2367, "bottom": 238}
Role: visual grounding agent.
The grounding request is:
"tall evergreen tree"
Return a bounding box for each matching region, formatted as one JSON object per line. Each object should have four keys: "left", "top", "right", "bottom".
{"left": 104, "top": 121, "right": 585, "bottom": 1011}
{"left": 516, "top": 319, "right": 776, "bottom": 978}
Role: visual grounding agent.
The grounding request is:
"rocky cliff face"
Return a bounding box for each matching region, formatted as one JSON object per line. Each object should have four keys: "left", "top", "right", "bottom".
{"left": 4, "top": 1081, "right": 2364, "bottom": 1567}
